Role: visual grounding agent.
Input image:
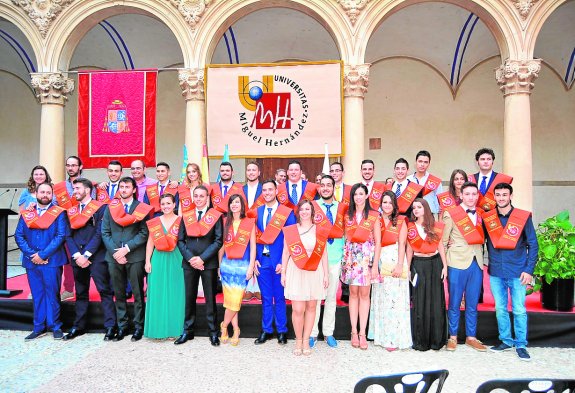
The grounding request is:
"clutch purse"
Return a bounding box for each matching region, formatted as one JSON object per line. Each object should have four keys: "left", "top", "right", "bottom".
{"left": 379, "top": 258, "right": 408, "bottom": 279}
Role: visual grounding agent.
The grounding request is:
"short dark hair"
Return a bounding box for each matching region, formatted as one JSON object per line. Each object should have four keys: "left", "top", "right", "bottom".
{"left": 361, "top": 159, "right": 374, "bottom": 167}
{"left": 246, "top": 161, "right": 260, "bottom": 170}
{"left": 160, "top": 193, "right": 176, "bottom": 203}
{"left": 416, "top": 150, "right": 431, "bottom": 161}
{"left": 157, "top": 162, "right": 170, "bottom": 170}
{"left": 37, "top": 182, "right": 53, "bottom": 192}
{"left": 119, "top": 177, "right": 137, "bottom": 189}
{"left": 261, "top": 179, "right": 277, "bottom": 188}
{"left": 194, "top": 184, "right": 210, "bottom": 195}
{"left": 460, "top": 181, "right": 478, "bottom": 193}
{"left": 320, "top": 174, "right": 335, "bottom": 186}
{"left": 330, "top": 162, "right": 344, "bottom": 171}
{"left": 493, "top": 182, "right": 513, "bottom": 194}
{"left": 394, "top": 158, "right": 409, "bottom": 169}
{"left": 475, "top": 148, "right": 495, "bottom": 161}
{"left": 72, "top": 177, "right": 93, "bottom": 192}
{"left": 67, "top": 155, "right": 82, "bottom": 166}
{"left": 108, "top": 160, "right": 122, "bottom": 169}
{"left": 220, "top": 161, "right": 233, "bottom": 170}
{"left": 288, "top": 160, "right": 301, "bottom": 170}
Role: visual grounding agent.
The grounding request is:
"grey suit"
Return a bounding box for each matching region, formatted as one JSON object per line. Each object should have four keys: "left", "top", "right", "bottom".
{"left": 102, "top": 200, "right": 149, "bottom": 330}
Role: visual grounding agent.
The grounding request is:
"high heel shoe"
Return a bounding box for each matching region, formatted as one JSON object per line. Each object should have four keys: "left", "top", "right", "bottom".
{"left": 302, "top": 345, "right": 312, "bottom": 356}
{"left": 293, "top": 339, "right": 303, "bottom": 356}
{"left": 359, "top": 334, "right": 368, "bottom": 350}
{"left": 351, "top": 332, "right": 360, "bottom": 348}
{"left": 220, "top": 322, "right": 229, "bottom": 344}
{"left": 230, "top": 328, "right": 240, "bottom": 346}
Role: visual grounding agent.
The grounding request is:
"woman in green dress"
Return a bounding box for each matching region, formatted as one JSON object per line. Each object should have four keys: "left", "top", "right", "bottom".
{"left": 144, "top": 193, "right": 185, "bottom": 339}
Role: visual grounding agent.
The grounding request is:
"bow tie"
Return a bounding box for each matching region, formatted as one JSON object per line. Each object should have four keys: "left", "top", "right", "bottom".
{"left": 466, "top": 209, "right": 476, "bottom": 214}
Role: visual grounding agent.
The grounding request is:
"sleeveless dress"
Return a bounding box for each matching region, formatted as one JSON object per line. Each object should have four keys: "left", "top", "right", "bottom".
{"left": 284, "top": 225, "right": 326, "bottom": 301}
{"left": 220, "top": 220, "right": 251, "bottom": 311}
{"left": 144, "top": 223, "right": 185, "bottom": 339}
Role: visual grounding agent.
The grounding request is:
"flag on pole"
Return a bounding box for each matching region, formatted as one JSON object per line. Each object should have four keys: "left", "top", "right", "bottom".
{"left": 202, "top": 144, "right": 210, "bottom": 184}
{"left": 322, "top": 143, "right": 330, "bottom": 175}
{"left": 216, "top": 144, "right": 230, "bottom": 182}
{"left": 180, "top": 145, "right": 189, "bottom": 182}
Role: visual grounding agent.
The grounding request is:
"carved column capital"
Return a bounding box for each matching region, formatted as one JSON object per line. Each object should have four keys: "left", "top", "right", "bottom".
{"left": 344, "top": 64, "right": 370, "bottom": 98}
{"left": 11, "top": 0, "right": 75, "bottom": 38}
{"left": 178, "top": 68, "right": 205, "bottom": 101}
{"left": 495, "top": 60, "right": 541, "bottom": 96}
{"left": 31, "top": 72, "right": 74, "bottom": 105}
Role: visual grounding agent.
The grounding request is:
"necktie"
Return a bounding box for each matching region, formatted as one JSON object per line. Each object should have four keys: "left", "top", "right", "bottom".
{"left": 159, "top": 184, "right": 165, "bottom": 196}
{"left": 335, "top": 185, "right": 341, "bottom": 202}
{"left": 80, "top": 204, "right": 85, "bottom": 212}
{"left": 466, "top": 209, "right": 476, "bottom": 214}
{"left": 124, "top": 204, "right": 129, "bottom": 213}
{"left": 223, "top": 185, "right": 228, "bottom": 197}
{"left": 324, "top": 203, "right": 334, "bottom": 244}
{"left": 37, "top": 208, "right": 46, "bottom": 216}
{"left": 291, "top": 184, "right": 298, "bottom": 204}
{"left": 109, "top": 184, "right": 116, "bottom": 197}
{"left": 413, "top": 175, "right": 420, "bottom": 184}
{"left": 265, "top": 207, "right": 272, "bottom": 228}
{"left": 395, "top": 183, "right": 402, "bottom": 198}
{"left": 197, "top": 210, "right": 203, "bottom": 221}
{"left": 480, "top": 175, "right": 488, "bottom": 195}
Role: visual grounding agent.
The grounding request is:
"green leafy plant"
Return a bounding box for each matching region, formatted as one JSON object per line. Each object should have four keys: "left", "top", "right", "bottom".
{"left": 532, "top": 210, "right": 575, "bottom": 292}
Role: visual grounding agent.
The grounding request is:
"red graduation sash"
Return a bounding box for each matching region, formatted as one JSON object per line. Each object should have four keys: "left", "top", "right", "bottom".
{"left": 282, "top": 224, "right": 329, "bottom": 271}
{"left": 256, "top": 205, "right": 292, "bottom": 245}
{"left": 182, "top": 207, "right": 222, "bottom": 237}
{"left": 67, "top": 200, "right": 103, "bottom": 229}
{"left": 311, "top": 200, "right": 347, "bottom": 239}
{"left": 448, "top": 206, "right": 485, "bottom": 245}
{"left": 406, "top": 221, "right": 445, "bottom": 253}
{"left": 246, "top": 194, "right": 266, "bottom": 219}
{"left": 211, "top": 183, "right": 245, "bottom": 213}
{"left": 177, "top": 184, "right": 195, "bottom": 213}
{"left": 437, "top": 191, "right": 458, "bottom": 211}
{"left": 368, "top": 182, "right": 386, "bottom": 210}
{"left": 277, "top": 182, "right": 318, "bottom": 210}
{"left": 223, "top": 217, "right": 255, "bottom": 259}
{"left": 381, "top": 215, "right": 406, "bottom": 247}
{"left": 421, "top": 174, "right": 442, "bottom": 197}
{"left": 473, "top": 173, "right": 513, "bottom": 211}
{"left": 109, "top": 199, "right": 153, "bottom": 227}
{"left": 397, "top": 182, "right": 424, "bottom": 213}
{"left": 146, "top": 216, "right": 181, "bottom": 252}
{"left": 21, "top": 205, "right": 66, "bottom": 229}
{"left": 482, "top": 208, "right": 530, "bottom": 250}
{"left": 145, "top": 184, "right": 161, "bottom": 213}
{"left": 54, "top": 181, "right": 77, "bottom": 209}
{"left": 96, "top": 186, "right": 120, "bottom": 204}
{"left": 345, "top": 210, "right": 380, "bottom": 243}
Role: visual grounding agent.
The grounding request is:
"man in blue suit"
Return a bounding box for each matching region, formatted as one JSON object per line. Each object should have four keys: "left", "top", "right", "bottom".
{"left": 15, "top": 183, "right": 68, "bottom": 340}
{"left": 63, "top": 178, "right": 117, "bottom": 341}
{"left": 253, "top": 180, "right": 296, "bottom": 345}
{"left": 277, "top": 160, "right": 318, "bottom": 210}
{"left": 242, "top": 161, "right": 263, "bottom": 301}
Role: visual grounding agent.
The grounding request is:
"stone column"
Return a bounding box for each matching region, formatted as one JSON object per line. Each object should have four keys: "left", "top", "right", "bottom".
{"left": 495, "top": 59, "right": 541, "bottom": 210}
{"left": 31, "top": 72, "right": 75, "bottom": 182}
{"left": 343, "top": 64, "right": 370, "bottom": 184}
{"left": 179, "top": 68, "right": 205, "bottom": 166}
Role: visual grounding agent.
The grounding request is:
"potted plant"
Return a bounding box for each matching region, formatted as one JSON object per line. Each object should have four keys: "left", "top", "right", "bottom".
{"left": 533, "top": 210, "right": 575, "bottom": 311}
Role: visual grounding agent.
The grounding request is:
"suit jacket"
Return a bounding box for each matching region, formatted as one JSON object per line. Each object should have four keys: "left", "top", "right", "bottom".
{"left": 101, "top": 200, "right": 149, "bottom": 263}
{"left": 66, "top": 206, "right": 106, "bottom": 264}
{"left": 15, "top": 206, "right": 68, "bottom": 268}
{"left": 442, "top": 208, "right": 484, "bottom": 270}
{"left": 242, "top": 183, "right": 262, "bottom": 208}
{"left": 474, "top": 171, "right": 498, "bottom": 195}
{"left": 255, "top": 204, "right": 296, "bottom": 266}
{"left": 177, "top": 214, "right": 223, "bottom": 270}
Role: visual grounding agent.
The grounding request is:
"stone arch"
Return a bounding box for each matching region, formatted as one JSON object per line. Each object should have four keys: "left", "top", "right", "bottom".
{"left": 526, "top": 0, "right": 570, "bottom": 59}
{"left": 193, "top": 0, "right": 352, "bottom": 67}
{"left": 0, "top": 3, "right": 43, "bottom": 68}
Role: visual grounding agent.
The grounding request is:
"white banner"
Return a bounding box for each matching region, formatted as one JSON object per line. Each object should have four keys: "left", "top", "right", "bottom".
{"left": 206, "top": 61, "right": 343, "bottom": 157}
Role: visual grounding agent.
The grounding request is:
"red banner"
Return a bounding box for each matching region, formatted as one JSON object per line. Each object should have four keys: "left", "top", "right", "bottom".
{"left": 77, "top": 70, "right": 157, "bottom": 168}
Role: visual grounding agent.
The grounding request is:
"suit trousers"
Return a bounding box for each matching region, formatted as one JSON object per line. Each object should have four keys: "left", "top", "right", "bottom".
{"left": 72, "top": 262, "right": 116, "bottom": 330}
{"left": 312, "top": 262, "right": 341, "bottom": 337}
{"left": 109, "top": 260, "right": 145, "bottom": 330}
{"left": 27, "top": 266, "right": 63, "bottom": 332}
{"left": 182, "top": 267, "right": 218, "bottom": 335}
{"left": 447, "top": 261, "right": 483, "bottom": 337}
{"left": 258, "top": 255, "right": 287, "bottom": 334}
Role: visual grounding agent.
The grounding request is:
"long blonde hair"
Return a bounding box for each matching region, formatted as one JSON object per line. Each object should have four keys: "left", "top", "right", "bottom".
{"left": 185, "top": 163, "right": 203, "bottom": 187}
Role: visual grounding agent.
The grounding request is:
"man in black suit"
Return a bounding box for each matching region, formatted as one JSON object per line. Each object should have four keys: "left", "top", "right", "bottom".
{"left": 101, "top": 177, "right": 152, "bottom": 342}
{"left": 63, "top": 178, "right": 116, "bottom": 341}
{"left": 176, "top": 185, "right": 223, "bottom": 346}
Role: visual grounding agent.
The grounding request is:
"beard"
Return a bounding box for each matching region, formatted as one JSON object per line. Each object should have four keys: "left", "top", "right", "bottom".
{"left": 37, "top": 196, "right": 51, "bottom": 206}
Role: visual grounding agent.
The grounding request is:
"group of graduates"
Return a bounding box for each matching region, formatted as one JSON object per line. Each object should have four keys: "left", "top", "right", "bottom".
{"left": 15, "top": 147, "right": 538, "bottom": 360}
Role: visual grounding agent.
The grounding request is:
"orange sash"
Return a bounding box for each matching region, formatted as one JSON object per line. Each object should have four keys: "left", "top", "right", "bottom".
{"left": 21, "top": 205, "right": 66, "bottom": 229}
{"left": 223, "top": 217, "right": 255, "bottom": 259}
{"left": 381, "top": 215, "right": 406, "bottom": 247}
{"left": 311, "top": 200, "right": 347, "bottom": 239}
{"left": 67, "top": 200, "right": 103, "bottom": 229}
{"left": 211, "top": 183, "right": 245, "bottom": 213}
{"left": 437, "top": 191, "right": 459, "bottom": 211}
{"left": 177, "top": 185, "right": 196, "bottom": 213}
{"left": 145, "top": 184, "right": 161, "bottom": 213}
{"left": 147, "top": 216, "right": 181, "bottom": 252}
{"left": 448, "top": 206, "right": 485, "bottom": 245}
{"left": 256, "top": 205, "right": 293, "bottom": 245}
{"left": 406, "top": 221, "right": 445, "bottom": 253}
{"left": 421, "top": 174, "right": 442, "bottom": 197}
{"left": 397, "top": 182, "right": 424, "bottom": 213}
{"left": 96, "top": 185, "right": 120, "bottom": 204}
{"left": 277, "top": 182, "right": 318, "bottom": 210}
{"left": 246, "top": 194, "right": 266, "bottom": 219}
{"left": 473, "top": 173, "right": 513, "bottom": 211}
{"left": 54, "top": 181, "right": 77, "bottom": 209}
{"left": 109, "top": 199, "right": 153, "bottom": 227}
{"left": 345, "top": 210, "right": 380, "bottom": 243}
{"left": 482, "top": 208, "right": 530, "bottom": 250}
{"left": 182, "top": 208, "right": 222, "bottom": 237}
{"left": 368, "top": 182, "right": 386, "bottom": 210}
{"left": 283, "top": 224, "right": 329, "bottom": 271}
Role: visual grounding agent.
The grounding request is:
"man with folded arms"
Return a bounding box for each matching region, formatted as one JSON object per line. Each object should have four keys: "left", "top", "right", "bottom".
{"left": 15, "top": 183, "right": 68, "bottom": 340}
{"left": 64, "top": 178, "right": 117, "bottom": 341}
{"left": 442, "top": 182, "right": 486, "bottom": 352}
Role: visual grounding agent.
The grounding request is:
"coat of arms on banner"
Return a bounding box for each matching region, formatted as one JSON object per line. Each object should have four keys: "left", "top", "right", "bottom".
{"left": 103, "top": 100, "right": 130, "bottom": 133}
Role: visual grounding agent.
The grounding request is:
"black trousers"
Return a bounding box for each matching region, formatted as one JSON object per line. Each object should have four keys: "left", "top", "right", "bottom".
{"left": 109, "top": 261, "right": 145, "bottom": 330}
{"left": 182, "top": 267, "right": 218, "bottom": 336}
{"left": 72, "top": 261, "right": 116, "bottom": 330}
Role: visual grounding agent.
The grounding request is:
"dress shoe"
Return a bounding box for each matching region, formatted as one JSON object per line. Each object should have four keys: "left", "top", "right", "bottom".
{"left": 465, "top": 337, "right": 487, "bottom": 352}
{"left": 125, "top": 291, "right": 133, "bottom": 300}
{"left": 242, "top": 291, "right": 253, "bottom": 301}
{"left": 131, "top": 329, "right": 143, "bottom": 342}
{"left": 103, "top": 327, "right": 116, "bottom": 341}
{"left": 254, "top": 332, "right": 273, "bottom": 345}
{"left": 25, "top": 330, "right": 46, "bottom": 340}
{"left": 446, "top": 337, "right": 457, "bottom": 351}
{"left": 253, "top": 292, "right": 261, "bottom": 301}
{"left": 209, "top": 335, "right": 220, "bottom": 346}
{"left": 63, "top": 328, "right": 85, "bottom": 341}
{"left": 114, "top": 329, "right": 128, "bottom": 342}
{"left": 53, "top": 330, "right": 64, "bottom": 340}
{"left": 277, "top": 333, "right": 288, "bottom": 345}
{"left": 174, "top": 332, "right": 194, "bottom": 345}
